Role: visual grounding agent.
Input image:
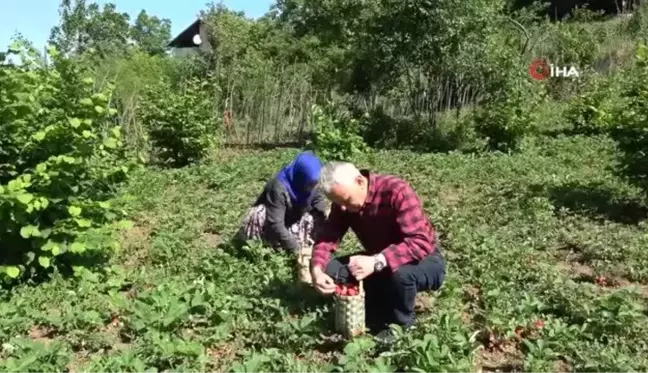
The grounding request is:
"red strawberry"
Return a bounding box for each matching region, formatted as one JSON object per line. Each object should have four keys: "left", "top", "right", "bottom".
{"left": 534, "top": 319, "right": 545, "bottom": 329}
{"left": 348, "top": 287, "right": 358, "bottom": 296}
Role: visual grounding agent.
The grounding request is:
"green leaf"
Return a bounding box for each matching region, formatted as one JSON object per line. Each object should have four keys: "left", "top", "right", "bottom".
{"left": 94, "top": 106, "right": 105, "bottom": 114}
{"left": 118, "top": 220, "right": 134, "bottom": 229}
{"left": 16, "top": 193, "right": 34, "bottom": 205}
{"left": 47, "top": 46, "right": 59, "bottom": 57}
{"left": 93, "top": 93, "right": 107, "bottom": 102}
{"left": 98, "top": 201, "right": 111, "bottom": 209}
{"left": 80, "top": 98, "right": 93, "bottom": 106}
{"left": 20, "top": 225, "right": 40, "bottom": 238}
{"left": 69, "top": 118, "right": 81, "bottom": 128}
{"left": 33, "top": 131, "right": 46, "bottom": 141}
{"left": 8, "top": 42, "right": 20, "bottom": 53}
{"left": 82, "top": 130, "right": 93, "bottom": 138}
{"left": 7, "top": 179, "right": 22, "bottom": 191}
{"left": 36, "top": 163, "right": 47, "bottom": 173}
{"left": 0, "top": 186, "right": 4, "bottom": 194}
{"left": 70, "top": 242, "right": 86, "bottom": 253}
{"left": 82, "top": 77, "right": 94, "bottom": 85}
{"left": 38, "top": 256, "right": 50, "bottom": 268}
{"left": 51, "top": 245, "right": 61, "bottom": 256}
{"left": 103, "top": 138, "right": 118, "bottom": 148}
{"left": 6, "top": 266, "right": 20, "bottom": 278}
{"left": 39, "top": 228, "right": 51, "bottom": 239}
{"left": 75, "top": 218, "right": 92, "bottom": 228}
{"left": 68, "top": 206, "right": 82, "bottom": 217}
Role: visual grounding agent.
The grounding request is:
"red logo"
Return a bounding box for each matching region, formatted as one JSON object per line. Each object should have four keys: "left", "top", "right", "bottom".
{"left": 529, "top": 59, "right": 550, "bottom": 80}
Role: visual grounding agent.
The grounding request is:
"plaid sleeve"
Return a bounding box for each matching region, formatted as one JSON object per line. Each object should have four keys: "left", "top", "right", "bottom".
{"left": 311, "top": 203, "right": 349, "bottom": 270}
{"left": 381, "top": 183, "right": 436, "bottom": 272}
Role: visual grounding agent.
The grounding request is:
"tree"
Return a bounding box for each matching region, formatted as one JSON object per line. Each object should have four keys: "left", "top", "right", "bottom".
{"left": 130, "top": 10, "right": 172, "bottom": 56}
{"left": 49, "top": 0, "right": 131, "bottom": 58}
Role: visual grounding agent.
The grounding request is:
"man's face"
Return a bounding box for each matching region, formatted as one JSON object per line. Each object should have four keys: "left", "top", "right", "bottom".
{"left": 326, "top": 176, "right": 367, "bottom": 213}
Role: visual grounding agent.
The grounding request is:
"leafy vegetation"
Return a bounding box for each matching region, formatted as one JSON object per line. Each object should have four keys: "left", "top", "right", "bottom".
{"left": 0, "top": 42, "right": 133, "bottom": 283}
{"left": 3, "top": 138, "right": 648, "bottom": 371}
{"left": 3, "top": 0, "right": 648, "bottom": 371}
{"left": 306, "top": 104, "right": 369, "bottom": 162}
{"left": 139, "top": 77, "right": 220, "bottom": 167}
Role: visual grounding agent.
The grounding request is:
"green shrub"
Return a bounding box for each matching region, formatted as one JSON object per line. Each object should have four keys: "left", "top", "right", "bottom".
{"left": 306, "top": 103, "right": 369, "bottom": 162}
{"left": 533, "top": 22, "right": 599, "bottom": 100}
{"left": 627, "top": 2, "right": 648, "bottom": 40}
{"left": 94, "top": 52, "right": 175, "bottom": 157}
{"left": 612, "top": 42, "right": 648, "bottom": 189}
{"left": 565, "top": 73, "right": 625, "bottom": 134}
{"left": 139, "top": 77, "right": 220, "bottom": 167}
{"left": 358, "top": 106, "right": 426, "bottom": 150}
{"left": 473, "top": 95, "right": 535, "bottom": 152}
{"left": 472, "top": 51, "right": 544, "bottom": 152}
{"left": 0, "top": 42, "right": 133, "bottom": 283}
{"left": 567, "top": 41, "right": 648, "bottom": 190}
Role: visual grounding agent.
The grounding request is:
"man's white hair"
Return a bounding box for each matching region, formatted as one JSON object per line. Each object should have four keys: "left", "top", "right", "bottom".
{"left": 318, "top": 161, "right": 361, "bottom": 194}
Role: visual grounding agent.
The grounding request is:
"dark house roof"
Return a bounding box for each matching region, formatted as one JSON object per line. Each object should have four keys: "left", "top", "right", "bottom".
{"left": 168, "top": 18, "right": 207, "bottom": 48}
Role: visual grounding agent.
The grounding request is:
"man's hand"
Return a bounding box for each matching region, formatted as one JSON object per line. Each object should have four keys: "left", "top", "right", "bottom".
{"left": 348, "top": 255, "right": 375, "bottom": 281}
{"left": 311, "top": 266, "right": 336, "bottom": 295}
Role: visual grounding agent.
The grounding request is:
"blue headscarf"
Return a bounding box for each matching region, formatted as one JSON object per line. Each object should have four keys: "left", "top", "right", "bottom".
{"left": 277, "top": 151, "right": 322, "bottom": 206}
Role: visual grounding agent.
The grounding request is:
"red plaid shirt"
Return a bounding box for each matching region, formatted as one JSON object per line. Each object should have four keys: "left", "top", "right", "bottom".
{"left": 311, "top": 170, "right": 437, "bottom": 272}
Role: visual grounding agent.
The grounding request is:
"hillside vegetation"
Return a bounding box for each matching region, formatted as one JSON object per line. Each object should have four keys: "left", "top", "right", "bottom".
{"left": 2, "top": 0, "right": 648, "bottom": 371}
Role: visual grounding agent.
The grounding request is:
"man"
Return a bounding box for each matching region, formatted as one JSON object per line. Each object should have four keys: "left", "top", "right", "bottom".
{"left": 310, "top": 161, "right": 446, "bottom": 342}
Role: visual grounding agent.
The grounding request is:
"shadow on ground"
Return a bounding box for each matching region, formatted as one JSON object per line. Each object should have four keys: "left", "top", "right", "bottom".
{"left": 535, "top": 181, "right": 648, "bottom": 225}
{"left": 260, "top": 276, "right": 331, "bottom": 320}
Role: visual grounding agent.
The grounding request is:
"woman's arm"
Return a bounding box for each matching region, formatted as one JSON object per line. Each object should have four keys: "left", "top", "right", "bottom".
{"left": 265, "top": 186, "right": 300, "bottom": 252}
{"left": 310, "top": 191, "right": 329, "bottom": 220}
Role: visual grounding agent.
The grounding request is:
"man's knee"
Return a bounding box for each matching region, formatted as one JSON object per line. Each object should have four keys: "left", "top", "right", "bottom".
{"left": 391, "top": 266, "right": 418, "bottom": 288}
{"left": 420, "top": 252, "right": 446, "bottom": 291}
{"left": 391, "top": 253, "right": 446, "bottom": 291}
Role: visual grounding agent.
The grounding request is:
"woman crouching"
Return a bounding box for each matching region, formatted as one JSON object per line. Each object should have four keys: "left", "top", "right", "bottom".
{"left": 237, "top": 151, "right": 328, "bottom": 254}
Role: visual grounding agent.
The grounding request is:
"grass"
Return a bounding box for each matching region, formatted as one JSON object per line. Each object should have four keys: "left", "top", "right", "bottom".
{"left": 2, "top": 131, "right": 648, "bottom": 372}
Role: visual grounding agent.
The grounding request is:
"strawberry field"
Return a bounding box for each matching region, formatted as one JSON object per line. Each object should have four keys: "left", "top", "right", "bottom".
{"left": 2, "top": 132, "right": 648, "bottom": 371}
{"left": 4, "top": 0, "right": 648, "bottom": 371}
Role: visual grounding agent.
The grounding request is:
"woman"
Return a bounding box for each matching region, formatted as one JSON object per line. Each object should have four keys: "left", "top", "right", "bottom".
{"left": 237, "top": 151, "right": 328, "bottom": 253}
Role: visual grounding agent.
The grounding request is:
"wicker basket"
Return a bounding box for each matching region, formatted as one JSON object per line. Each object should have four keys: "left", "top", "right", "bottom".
{"left": 333, "top": 281, "right": 366, "bottom": 338}
{"left": 296, "top": 246, "right": 313, "bottom": 285}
